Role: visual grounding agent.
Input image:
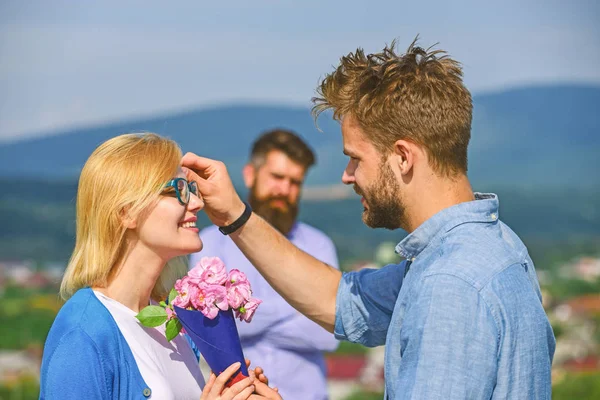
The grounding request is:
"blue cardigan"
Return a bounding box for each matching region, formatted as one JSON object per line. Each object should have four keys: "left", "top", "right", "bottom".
{"left": 39, "top": 288, "right": 152, "bottom": 399}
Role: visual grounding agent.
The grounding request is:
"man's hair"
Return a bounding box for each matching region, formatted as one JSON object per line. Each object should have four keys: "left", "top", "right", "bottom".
{"left": 312, "top": 37, "right": 472, "bottom": 176}
{"left": 250, "top": 129, "right": 316, "bottom": 170}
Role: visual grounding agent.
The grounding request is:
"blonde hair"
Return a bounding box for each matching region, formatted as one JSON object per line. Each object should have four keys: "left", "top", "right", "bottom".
{"left": 60, "top": 133, "right": 188, "bottom": 300}
{"left": 312, "top": 37, "right": 473, "bottom": 176}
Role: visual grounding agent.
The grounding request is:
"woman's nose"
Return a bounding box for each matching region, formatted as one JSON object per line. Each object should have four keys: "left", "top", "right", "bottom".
{"left": 187, "top": 193, "right": 204, "bottom": 212}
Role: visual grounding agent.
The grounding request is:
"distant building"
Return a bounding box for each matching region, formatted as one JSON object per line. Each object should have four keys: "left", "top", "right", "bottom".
{"left": 0, "top": 350, "right": 40, "bottom": 383}
{"left": 566, "top": 294, "right": 600, "bottom": 316}
{"left": 42, "top": 262, "right": 66, "bottom": 286}
{"left": 573, "top": 257, "right": 600, "bottom": 282}
{"left": 0, "top": 260, "right": 35, "bottom": 285}
{"left": 558, "top": 256, "right": 600, "bottom": 282}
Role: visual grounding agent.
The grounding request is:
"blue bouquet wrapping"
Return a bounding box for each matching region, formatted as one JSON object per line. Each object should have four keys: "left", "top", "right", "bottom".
{"left": 174, "top": 306, "right": 249, "bottom": 386}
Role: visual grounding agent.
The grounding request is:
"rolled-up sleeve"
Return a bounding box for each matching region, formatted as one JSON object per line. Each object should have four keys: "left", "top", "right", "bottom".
{"left": 334, "top": 261, "right": 406, "bottom": 347}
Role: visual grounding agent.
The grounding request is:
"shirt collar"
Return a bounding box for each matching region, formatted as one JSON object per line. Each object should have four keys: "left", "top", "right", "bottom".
{"left": 395, "top": 192, "right": 500, "bottom": 260}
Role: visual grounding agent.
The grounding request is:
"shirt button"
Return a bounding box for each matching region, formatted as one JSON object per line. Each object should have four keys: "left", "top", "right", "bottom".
{"left": 490, "top": 213, "right": 498, "bottom": 220}
{"left": 143, "top": 388, "right": 152, "bottom": 397}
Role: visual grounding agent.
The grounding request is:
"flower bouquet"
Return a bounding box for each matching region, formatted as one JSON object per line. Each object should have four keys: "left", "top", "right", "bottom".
{"left": 136, "top": 257, "right": 262, "bottom": 386}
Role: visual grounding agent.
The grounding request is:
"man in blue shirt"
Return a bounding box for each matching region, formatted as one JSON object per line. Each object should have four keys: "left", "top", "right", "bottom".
{"left": 191, "top": 129, "right": 339, "bottom": 400}
{"left": 183, "top": 39, "right": 555, "bottom": 399}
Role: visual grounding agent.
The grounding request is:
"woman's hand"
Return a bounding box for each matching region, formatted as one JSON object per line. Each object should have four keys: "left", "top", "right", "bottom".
{"left": 200, "top": 362, "right": 255, "bottom": 400}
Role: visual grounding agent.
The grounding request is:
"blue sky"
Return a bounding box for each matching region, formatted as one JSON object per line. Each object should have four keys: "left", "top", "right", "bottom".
{"left": 1, "top": 0, "right": 599, "bottom": 142}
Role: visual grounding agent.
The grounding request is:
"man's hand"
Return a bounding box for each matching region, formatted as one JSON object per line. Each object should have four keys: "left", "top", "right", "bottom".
{"left": 245, "top": 359, "right": 269, "bottom": 386}
{"left": 249, "top": 381, "right": 282, "bottom": 400}
{"left": 181, "top": 153, "right": 246, "bottom": 227}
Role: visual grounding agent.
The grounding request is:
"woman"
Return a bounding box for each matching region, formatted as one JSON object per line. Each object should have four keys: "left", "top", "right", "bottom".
{"left": 39, "top": 133, "right": 281, "bottom": 399}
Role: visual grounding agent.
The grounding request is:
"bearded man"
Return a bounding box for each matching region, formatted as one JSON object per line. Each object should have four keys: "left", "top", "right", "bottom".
{"left": 191, "top": 129, "right": 339, "bottom": 400}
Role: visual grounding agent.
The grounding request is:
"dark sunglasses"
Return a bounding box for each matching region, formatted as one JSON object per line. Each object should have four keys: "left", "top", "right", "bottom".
{"left": 163, "top": 178, "right": 199, "bottom": 205}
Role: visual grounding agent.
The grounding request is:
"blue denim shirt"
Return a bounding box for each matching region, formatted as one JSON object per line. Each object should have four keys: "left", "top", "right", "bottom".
{"left": 335, "top": 193, "right": 555, "bottom": 399}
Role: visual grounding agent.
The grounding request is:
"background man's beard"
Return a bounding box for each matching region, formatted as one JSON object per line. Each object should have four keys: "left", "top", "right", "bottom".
{"left": 248, "top": 188, "right": 298, "bottom": 235}
{"left": 357, "top": 162, "right": 406, "bottom": 230}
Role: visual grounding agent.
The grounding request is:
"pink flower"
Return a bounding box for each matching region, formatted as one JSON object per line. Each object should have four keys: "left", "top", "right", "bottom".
{"left": 189, "top": 257, "right": 228, "bottom": 285}
{"left": 204, "top": 285, "right": 229, "bottom": 312}
{"left": 200, "top": 302, "right": 220, "bottom": 319}
{"left": 235, "top": 298, "right": 262, "bottom": 323}
{"left": 174, "top": 275, "right": 189, "bottom": 292}
{"left": 189, "top": 284, "right": 228, "bottom": 319}
{"left": 189, "top": 285, "right": 206, "bottom": 310}
{"left": 226, "top": 269, "right": 251, "bottom": 309}
{"left": 172, "top": 276, "right": 192, "bottom": 308}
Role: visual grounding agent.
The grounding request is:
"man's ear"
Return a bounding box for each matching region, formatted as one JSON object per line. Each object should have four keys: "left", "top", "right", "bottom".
{"left": 119, "top": 206, "right": 137, "bottom": 229}
{"left": 394, "top": 140, "right": 421, "bottom": 175}
{"left": 392, "top": 139, "right": 417, "bottom": 175}
{"left": 242, "top": 164, "right": 256, "bottom": 189}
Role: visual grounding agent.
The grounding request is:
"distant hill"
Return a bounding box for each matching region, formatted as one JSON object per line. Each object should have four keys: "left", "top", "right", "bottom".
{"left": 0, "top": 84, "right": 599, "bottom": 189}
{"left": 1, "top": 177, "right": 599, "bottom": 268}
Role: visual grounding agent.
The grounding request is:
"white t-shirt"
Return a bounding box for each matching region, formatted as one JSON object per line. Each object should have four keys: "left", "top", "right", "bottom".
{"left": 94, "top": 291, "right": 205, "bottom": 399}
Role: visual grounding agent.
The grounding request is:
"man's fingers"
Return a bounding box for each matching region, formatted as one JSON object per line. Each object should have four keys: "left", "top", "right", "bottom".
{"left": 184, "top": 167, "right": 210, "bottom": 192}
{"left": 258, "top": 374, "right": 268, "bottom": 385}
{"left": 251, "top": 366, "right": 267, "bottom": 385}
{"left": 251, "top": 381, "right": 282, "bottom": 399}
{"left": 181, "top": 152, "right": 221, "bottom": 178}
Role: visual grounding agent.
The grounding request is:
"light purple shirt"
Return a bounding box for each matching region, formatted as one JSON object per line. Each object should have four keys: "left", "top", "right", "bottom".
{"left": 191, "top": 222, "right": 340, "bottom": 400}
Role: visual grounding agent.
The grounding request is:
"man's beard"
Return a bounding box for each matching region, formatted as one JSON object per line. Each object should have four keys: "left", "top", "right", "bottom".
{"left": 248, "top": 187, "right": 298, "bottom": 235}
{"left": 355, "top": 160, "right": 406, "bottom": 230}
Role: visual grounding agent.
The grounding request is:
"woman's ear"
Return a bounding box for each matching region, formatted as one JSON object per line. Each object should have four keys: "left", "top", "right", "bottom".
{"left": 242, "top": 164, "right": 256, "bottom": 189}
{"left": 119, "top": 206, "right": 137, "bottom": 229}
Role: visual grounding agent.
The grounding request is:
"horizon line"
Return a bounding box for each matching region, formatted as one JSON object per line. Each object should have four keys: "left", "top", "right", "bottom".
{"left": 1, "top": 81, "right": 599, "bottom": 145}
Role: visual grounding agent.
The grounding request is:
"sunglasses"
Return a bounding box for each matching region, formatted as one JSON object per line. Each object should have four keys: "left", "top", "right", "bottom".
{"left": 163, "top": 178, "right": 199, "bottom": 205}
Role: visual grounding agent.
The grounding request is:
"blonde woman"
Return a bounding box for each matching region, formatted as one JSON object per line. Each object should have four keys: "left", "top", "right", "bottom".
{"left": 39, "top": 133, "right": 280, "bottom": 400}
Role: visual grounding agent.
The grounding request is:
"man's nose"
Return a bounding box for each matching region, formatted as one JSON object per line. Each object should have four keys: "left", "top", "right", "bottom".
{"left": 276, "top": 179, "right": 292, "bottom": 196}
{"left": 342, "top": 165, "right": 355, "bottom": 185}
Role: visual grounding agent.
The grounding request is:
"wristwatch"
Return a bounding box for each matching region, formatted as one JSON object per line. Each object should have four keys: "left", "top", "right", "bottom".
{"left": 218, "top": 202, "right": 252, "bottom": 235}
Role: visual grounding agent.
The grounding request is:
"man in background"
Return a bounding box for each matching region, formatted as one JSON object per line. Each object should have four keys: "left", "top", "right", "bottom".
{"left": 191, "top": 129, "right": 339, "bottom": 400}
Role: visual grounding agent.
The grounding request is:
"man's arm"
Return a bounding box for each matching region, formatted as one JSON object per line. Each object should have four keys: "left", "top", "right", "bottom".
{"left": 262, "top": 236, "right": 340, "bottom": 352}
{"left": 182, "top": 155, "right": 341, "bottom": 331}
{"left": 395, "top": 273, "right": 498, "bottom": 399}
{"left": 231, "top": 213, "right": 341, "bottom": 332}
